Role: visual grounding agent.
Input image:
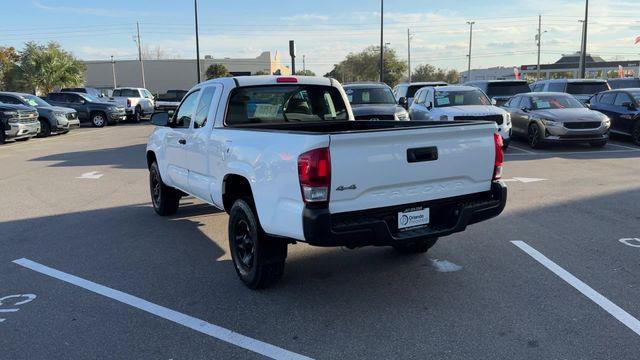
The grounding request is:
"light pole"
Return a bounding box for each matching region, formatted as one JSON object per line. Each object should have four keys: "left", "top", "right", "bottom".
{"left": 379, "top": 0, "right": 384, "bottom": 82}
{"left": 466, "top": 21, "right": 475, "bottom": 82}
{"left": 407, "top": 29, "right": 414, "bottom": 82}
{"left": 135, "top": 22, "right": 146, "bottom": 88}
{"left": 579, "top": 0, "right": 589, "bottom": 78}
{"left": 110, "top": 56, "right": 117, "bottom": 89}
{"left": 535, "top": 15, "right": 547, "bottom": 80}
{"left": 194, "top": 0, "right": 201, "bottom": 83}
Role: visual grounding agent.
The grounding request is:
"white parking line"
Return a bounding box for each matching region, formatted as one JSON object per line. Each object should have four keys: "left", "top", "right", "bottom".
{"left": 607, "top": 142, "right": 640, "bottom": 151}
{"left": 13, "top": 258, "right": 312, "bottom": 360}
{"left": 507, "top": 144, "right": 535, "bottom": 154}
{"left": 511, "top": 241, "right": 640, "bottom": 336}
{"left": 506, "top": 148, "right": 640, "bottom": 156}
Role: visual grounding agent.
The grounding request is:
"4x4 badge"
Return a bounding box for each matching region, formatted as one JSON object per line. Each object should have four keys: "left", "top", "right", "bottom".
{"left": 336, "top": 184, "right": 357, "bottom": 191}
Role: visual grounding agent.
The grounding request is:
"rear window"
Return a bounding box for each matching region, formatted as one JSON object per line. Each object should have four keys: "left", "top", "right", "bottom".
{"left": 486, "top": 82, "right": 531, "bottom": 97}
{"left": 225, "top": 85, "right": 348, "bottom": 125}
{"left": 344, "top": 87, "right": 396, "bottom": 105}
{"left": 114, "top": 89, "right": 140, "bottom": 97}
{"left": 608, "top": 79, "right": 640, "bottom": 89}
{"left": 434, "top": 89, "right": 491, "bottom": 107}
{"left": 566, "top": 82, "right": 609, "bottom": 95}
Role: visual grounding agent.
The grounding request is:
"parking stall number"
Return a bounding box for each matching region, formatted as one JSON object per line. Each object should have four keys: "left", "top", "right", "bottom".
{"left": 619, "top": 238, "right": 640, "bottom": 248}
{"left": 0, "top": 294, "right": 36, "bottom": 323}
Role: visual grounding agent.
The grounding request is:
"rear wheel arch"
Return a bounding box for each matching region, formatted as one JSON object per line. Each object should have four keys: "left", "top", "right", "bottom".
{"left": 223, "top": 174, "right": 254, "bottom": 213}
{"left": 146, "top": 151, "right": 157, "bottom": 169}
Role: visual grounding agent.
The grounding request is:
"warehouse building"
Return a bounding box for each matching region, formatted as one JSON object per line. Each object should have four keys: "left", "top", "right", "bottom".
{"left": 83, "top": 51, "right": 291, "bottom": 95}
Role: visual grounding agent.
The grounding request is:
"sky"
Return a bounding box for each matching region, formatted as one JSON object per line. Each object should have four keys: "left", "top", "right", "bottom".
{"left": 1, "top": 0, "right": 640, "bottom": 75}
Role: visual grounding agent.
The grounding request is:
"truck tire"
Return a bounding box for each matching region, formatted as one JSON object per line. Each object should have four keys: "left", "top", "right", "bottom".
{"left": 393, "top": 238, "right": 438, "bottom": 254}
{"left": 229, "top": 198, "right": 287, "bottom": 289}
{"left": 37, "top": 119, "right": 51, "bottom": 138}
{"left": 149, "top": 161, "right": 180, "bottom": 216}
{"left": 90, "top": 112, "right": 106, "bottom": 127}
{"left": 0, "top": 124, "right": 6, "bottom": 144}
{"left": 134, "top": 106, "right": 142, "bottom": 123}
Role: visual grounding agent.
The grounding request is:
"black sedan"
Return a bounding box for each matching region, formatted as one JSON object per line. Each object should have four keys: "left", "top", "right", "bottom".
{"left": 343, "top": 82, "right": 410, "bottom": 121}
{"left": 588, "top": 89, "right": 640, "bottom": 145}
{"left": 502, "top": 92, "right": 610, "bottom": 148}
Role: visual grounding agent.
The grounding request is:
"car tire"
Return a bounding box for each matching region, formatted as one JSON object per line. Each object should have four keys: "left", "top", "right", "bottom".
{"left": 589, "top": 140, "right": 607, "bottom": 148}
{"left": 134, "top": 106, "right": 142, "bottom": 123}
{"left": 527, "top": 123, "right": 545, "bottom": 149}
{"left": 37, "top": 120, "right": 51, "bottom": 138}
{"left": 149, "top": 161, "right": 180, "bottom": 216}
{"left": 90, "top": 112, "right": 106, "bottom": 127}
{"left": 502, "top": 138, "right": 510, "bottom": 150}
{"left": 393, "top": 238, "right": 439, "bottom": 254}
{"left": 229, "top": 198, "right": 287, "bottom": 289}
{"left": 0, "top": 125, "right": 5, "bottom": 144}
{"left": 632, "top": 122, "right": 640, "bottom": 146}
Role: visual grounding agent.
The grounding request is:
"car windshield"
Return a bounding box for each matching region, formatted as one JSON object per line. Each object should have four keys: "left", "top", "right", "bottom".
{"left": 566, "top": 82, "right": 609, "bottom": 95}
{"left": 609, "top": 79, "right": 640, "bottom": 89}
{"left": 434, "top": 89, "right": 491, "bottom": 107}
{"left": 20, "top": 95, "right": 50, "bottom": 107}
{"left": 486, "top": 82, "right": 531, "bottom": 97}
{"left": 79, "top": 93, "right": 102, "bottom": 102}
{"left": 345, "top": 87, "right": 396, "bottom": 105}
{"left": 531, "top": 95, "right": 584, "bottom": 109}
{"left": 226, "top": 85, "right": 348, "bottom": 125}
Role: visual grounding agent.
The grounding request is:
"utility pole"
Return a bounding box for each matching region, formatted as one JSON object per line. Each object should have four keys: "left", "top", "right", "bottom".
{"left": 110, "top": 56, "right": 117, "bottom": 89}
{"left": 407, "top": 29, "right": 413, "bottom": 82}
{"left": 289, "top": 40, "right": 296, "bottom": 74}
{"left": 303, "top": 55, "right": 306, "bottom": 73}
{"left": 579, "top": 0, "right": 589, "bottom": 78}
{"left": 136, "top": 22, "right": 146, "bottom": 88}
{"left": 194, "top": 0, "right": 201, "bottom": 83}
{"left": 379, "top": 0, "right": 384, "bottom": 82}
{"left": 466, "top": 21, "right": 475, "bottom": 82}
{"left": 536, "top": 15, "right": 542, "bottom": 80}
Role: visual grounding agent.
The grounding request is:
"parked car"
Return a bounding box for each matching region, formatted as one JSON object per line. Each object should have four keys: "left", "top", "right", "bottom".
{"left": 465, "top": 80, "right": 531, "bottom": 107}
{"left": 588, "top": 89, "right": 640, "bottom": 145}
{"left": 0, "top": 92, "right": 79, "bottom": 137}
{"left": 343, "top": 82, "right": 409, "bottom": 120}
{"left": 61, "top": 87, "right": 106, "bottom": 99}
{"left": 0, "top": 103, "right": 40, "bottom": 144}
{"left": 530, "top": 79, "right": 610, "bottom": 103}
{"left": 109, "top": 87, "right": 155, "bottom": 122}
{"left": 44, "top": 92, "right": 126, "bottom": 127}
{"left": 146, "top": 76, "right": 507, "bottom": 289}
{"left": 393, "top": 81, "right": 448, "bottom": 108}
{"left": 155, "top": 89, "right": 188, "bottom": 113}
{"left": 502, "top": 92, "right": 610, "bottom": 148}
{"left": 606, "top": 78, "right": 640, "bottom": 90}
{"left": 409, "top": 85, "right": 512, "bottom": 148}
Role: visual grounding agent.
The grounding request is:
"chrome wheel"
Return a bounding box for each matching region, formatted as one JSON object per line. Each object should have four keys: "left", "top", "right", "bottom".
{"left": 92, "top": 114, "right": 105, "bottom": 127}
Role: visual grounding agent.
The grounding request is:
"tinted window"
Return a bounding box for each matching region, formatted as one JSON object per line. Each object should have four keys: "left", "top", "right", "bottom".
{"left": 0, "top": 95, "right": 22, "bottom": 105}
{"left": 413, "top": 90, "right": 423, "bottom": 104}
{"left": 194, "top": 87, "right": 217, "bottom": 129}
{"left": 344, "top": 87, "right": 395, "bottom": 105}
{"left": 115, "top": 89, "right": 140, "bottom": 97}
{"left": 628, "top": 90, "right": 640, "bottom": 103}
{"left": 433, "top": 89, "right": 491, "bottom": 107}
{"left": 506, "top": 96, "right": 521, "bottom": 108}
{"left": 143, "top": 90, "right": 153, "bottom": 99}
{"left": 226, "top": 85, "right": 348, "bottom": 125}
{"left": 173, "top": 90, "right": 200, "bottom": 128}
{"left": 548, "top": 83, "right": 565, "bottom": 92}
{"left": 521, "top": 97, "right": 532, "bottom": 109}
{"left": 394, "top": 85, "right": 407, "bottom": 99}
{"left": 608, "top": 79, "right": 640, "bottom": 89}
{"left": 531, "top": 95, "right": 584, "bottom": 109}
{"left": 598, "top": 92, "right": 617, "bottom": 105}
{"left": 486, "top": 82, "right": 531, "bottom": 97}
{"left": 66, "top": 94, "right": 82, "bottom": 103}
{"left": 566, "top": 82, "right": 609, "bottom": 95}
{"left": 532, "top": 83, "right": 545, "bottom": 92}
{"left": 613, "top": 93, "right": 633, "bottom": 106}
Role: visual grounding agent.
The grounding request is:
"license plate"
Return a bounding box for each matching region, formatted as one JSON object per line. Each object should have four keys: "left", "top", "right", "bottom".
{"left": 398, "top": 208, "right": 430, "bottom": 230}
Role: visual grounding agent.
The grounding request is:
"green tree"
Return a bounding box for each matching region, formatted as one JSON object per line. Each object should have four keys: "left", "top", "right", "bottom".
{"left": 295, "top": 69, "right": 316, "bottom": 76}
{"left": 14, "top": 42, "right": 85, "bottom": 94}
{"left": 324, "top": 46, "right": 407, "bottom": 87}
{"left": 0, "top": 47, "right": 19, "bottom": 90}
{"left": 412, "top": 64, "right": 459, "bottom": 84}
{"left": 205, "top": 63, "right": 229, "bottom": 79}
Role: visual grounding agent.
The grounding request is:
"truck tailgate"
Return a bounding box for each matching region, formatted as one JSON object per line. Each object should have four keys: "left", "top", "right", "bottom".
{"left": 328, "top": 123, "right": 497, "bottom": 214}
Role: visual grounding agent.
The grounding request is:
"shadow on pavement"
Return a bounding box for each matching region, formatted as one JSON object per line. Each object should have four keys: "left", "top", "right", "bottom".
{"left": 30, "top": 143, "right": 147, "bottom": 169}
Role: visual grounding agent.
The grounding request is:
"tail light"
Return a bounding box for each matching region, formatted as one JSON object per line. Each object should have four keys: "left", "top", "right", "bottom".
{"left": 277, "top": 76, "right": 298, "bottom": 83}
{"left": 298, "top": 147, "right": 331, "bottom": 204}
{"left": 493, "top": 133, "right": 504, "bottom": 180}
{"left": 127, "top": 99, "right": 131, "bottom": 107}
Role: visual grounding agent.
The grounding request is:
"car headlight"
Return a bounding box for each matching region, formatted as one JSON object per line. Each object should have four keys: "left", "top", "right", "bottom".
{"left": 2, "top": 110, "right": 18, "bottom": 117}
{"left": 394, "top": 110, "right": 409, "bottom": 121}
{"left": 504, "top": 113, "right": 511, "bottom": 125}
{"left": 439, "top": 115, "right": 449, "bottom": 121}
{"left": 541, "top": 119, "right": 561, "bottom": 127}
{"left": 602, "top": 117, "right": 611, "bottom": 127}
{"left": 53, "top": 111, "right": 66, "bottom": 118}
{"left": 108, "top": 106, "right": 118, "bottom": 112}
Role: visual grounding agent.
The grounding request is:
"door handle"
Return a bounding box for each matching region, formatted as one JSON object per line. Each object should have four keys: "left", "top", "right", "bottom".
{"left": 178, "top": 139, "right": 186, "bottom": 145}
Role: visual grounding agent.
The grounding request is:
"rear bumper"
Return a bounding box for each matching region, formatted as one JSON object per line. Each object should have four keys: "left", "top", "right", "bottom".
{"left": 302, "top": 181, "right": 507, "bottom": 247}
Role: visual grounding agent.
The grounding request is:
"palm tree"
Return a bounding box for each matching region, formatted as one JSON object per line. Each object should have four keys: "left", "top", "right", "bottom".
{"left": 16, "top": 42, "right": 85, "bottom": 94}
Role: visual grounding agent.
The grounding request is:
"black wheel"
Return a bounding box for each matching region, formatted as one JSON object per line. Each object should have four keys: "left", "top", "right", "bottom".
{"left": 229, "top": 198, "right": 287, "bottom": 289}
{"left": 527, "top": 123, "right": 545, "bottom": 149}
{"left": 37, "top": 120, "right": 51, "bottom": 138}
{"left": 632, "top": 122, "right": 640, "bottom": 146}
{"left": 502, "top": 138, "right": 510, "bottom": 150}
{"left": 589, "top": 140, "right": 607, "bottom": 148}
{"left": 0, "top": 124, "right": 6, "bottom": 144}
{"left": 149, "top": 161, "right": 180, "bottom": 216}
{"left": 91, "top": 112, "right": 106, "bottom": 127}
{"left": 393, "top": 238, "right": 438, "bottom": 254}
{"left": 134, "top": 106, "right": 142, "bottom": 123}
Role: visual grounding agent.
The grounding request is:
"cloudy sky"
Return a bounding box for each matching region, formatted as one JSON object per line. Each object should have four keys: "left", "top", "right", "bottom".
{"left": 1, "top": 0, "right": 639, "bottom": 75}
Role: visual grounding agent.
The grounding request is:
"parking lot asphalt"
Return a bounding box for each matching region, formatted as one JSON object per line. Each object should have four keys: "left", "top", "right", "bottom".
{"left": 1, "top": 124, "right": 640, "bottom": 359}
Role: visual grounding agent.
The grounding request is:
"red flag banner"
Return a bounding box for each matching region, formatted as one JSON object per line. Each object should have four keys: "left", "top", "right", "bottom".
{"left": 618, "top": 65, "right": 625, "bottom": 78}
{"left": 513, "top": 67, "right": 520, "bottom": 80}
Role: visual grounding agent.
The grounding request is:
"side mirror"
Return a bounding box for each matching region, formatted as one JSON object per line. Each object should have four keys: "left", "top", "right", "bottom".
{"left": 521, "top": 107, "right": 530, "bottom": 112}
{"left": 622, "top": 102, "right": 636, "bottom": 110}
{"left": 491, "top": 98, "right": 497, "bottom": 106}
{"left": 398, "top": 97, "right": 408, "bottom": 109}
{"left": 426, "top": 102, "right": 433, "bottom": 110}
{"left": 150, "top": 112, "right": 170, "bottom": 127}
{"left": 79, "top": 100, "right": 86, "bottom": 104}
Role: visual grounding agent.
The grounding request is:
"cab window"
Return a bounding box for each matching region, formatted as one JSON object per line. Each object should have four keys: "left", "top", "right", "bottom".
{"left": 172, "top": 90, "right": 200, "bottom": 128}
{"left": 613, "top": 93, "right": 632, "bottom": 106}
{"left": 194, "top": 87, "right": 217, "bottom": 129}
{"left": 598, "top": 92, "right": 616, "bottom": 105}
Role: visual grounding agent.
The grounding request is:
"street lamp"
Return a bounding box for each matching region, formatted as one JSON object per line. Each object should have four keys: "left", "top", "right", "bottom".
{"left": 466, "top": 21, "right": 475, "bottom": 82}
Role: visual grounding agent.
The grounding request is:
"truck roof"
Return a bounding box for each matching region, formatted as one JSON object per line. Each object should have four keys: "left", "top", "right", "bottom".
{"left": 200, "top": 75, "right": 335, "bottom": 88}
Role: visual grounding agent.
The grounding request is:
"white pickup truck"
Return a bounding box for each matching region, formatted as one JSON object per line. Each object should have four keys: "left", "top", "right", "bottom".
{"left": 109, "top": 87, "right": 155, "bottom": 122}
{"left": 146, "top": 76, "right": 507, "bottom": 289}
